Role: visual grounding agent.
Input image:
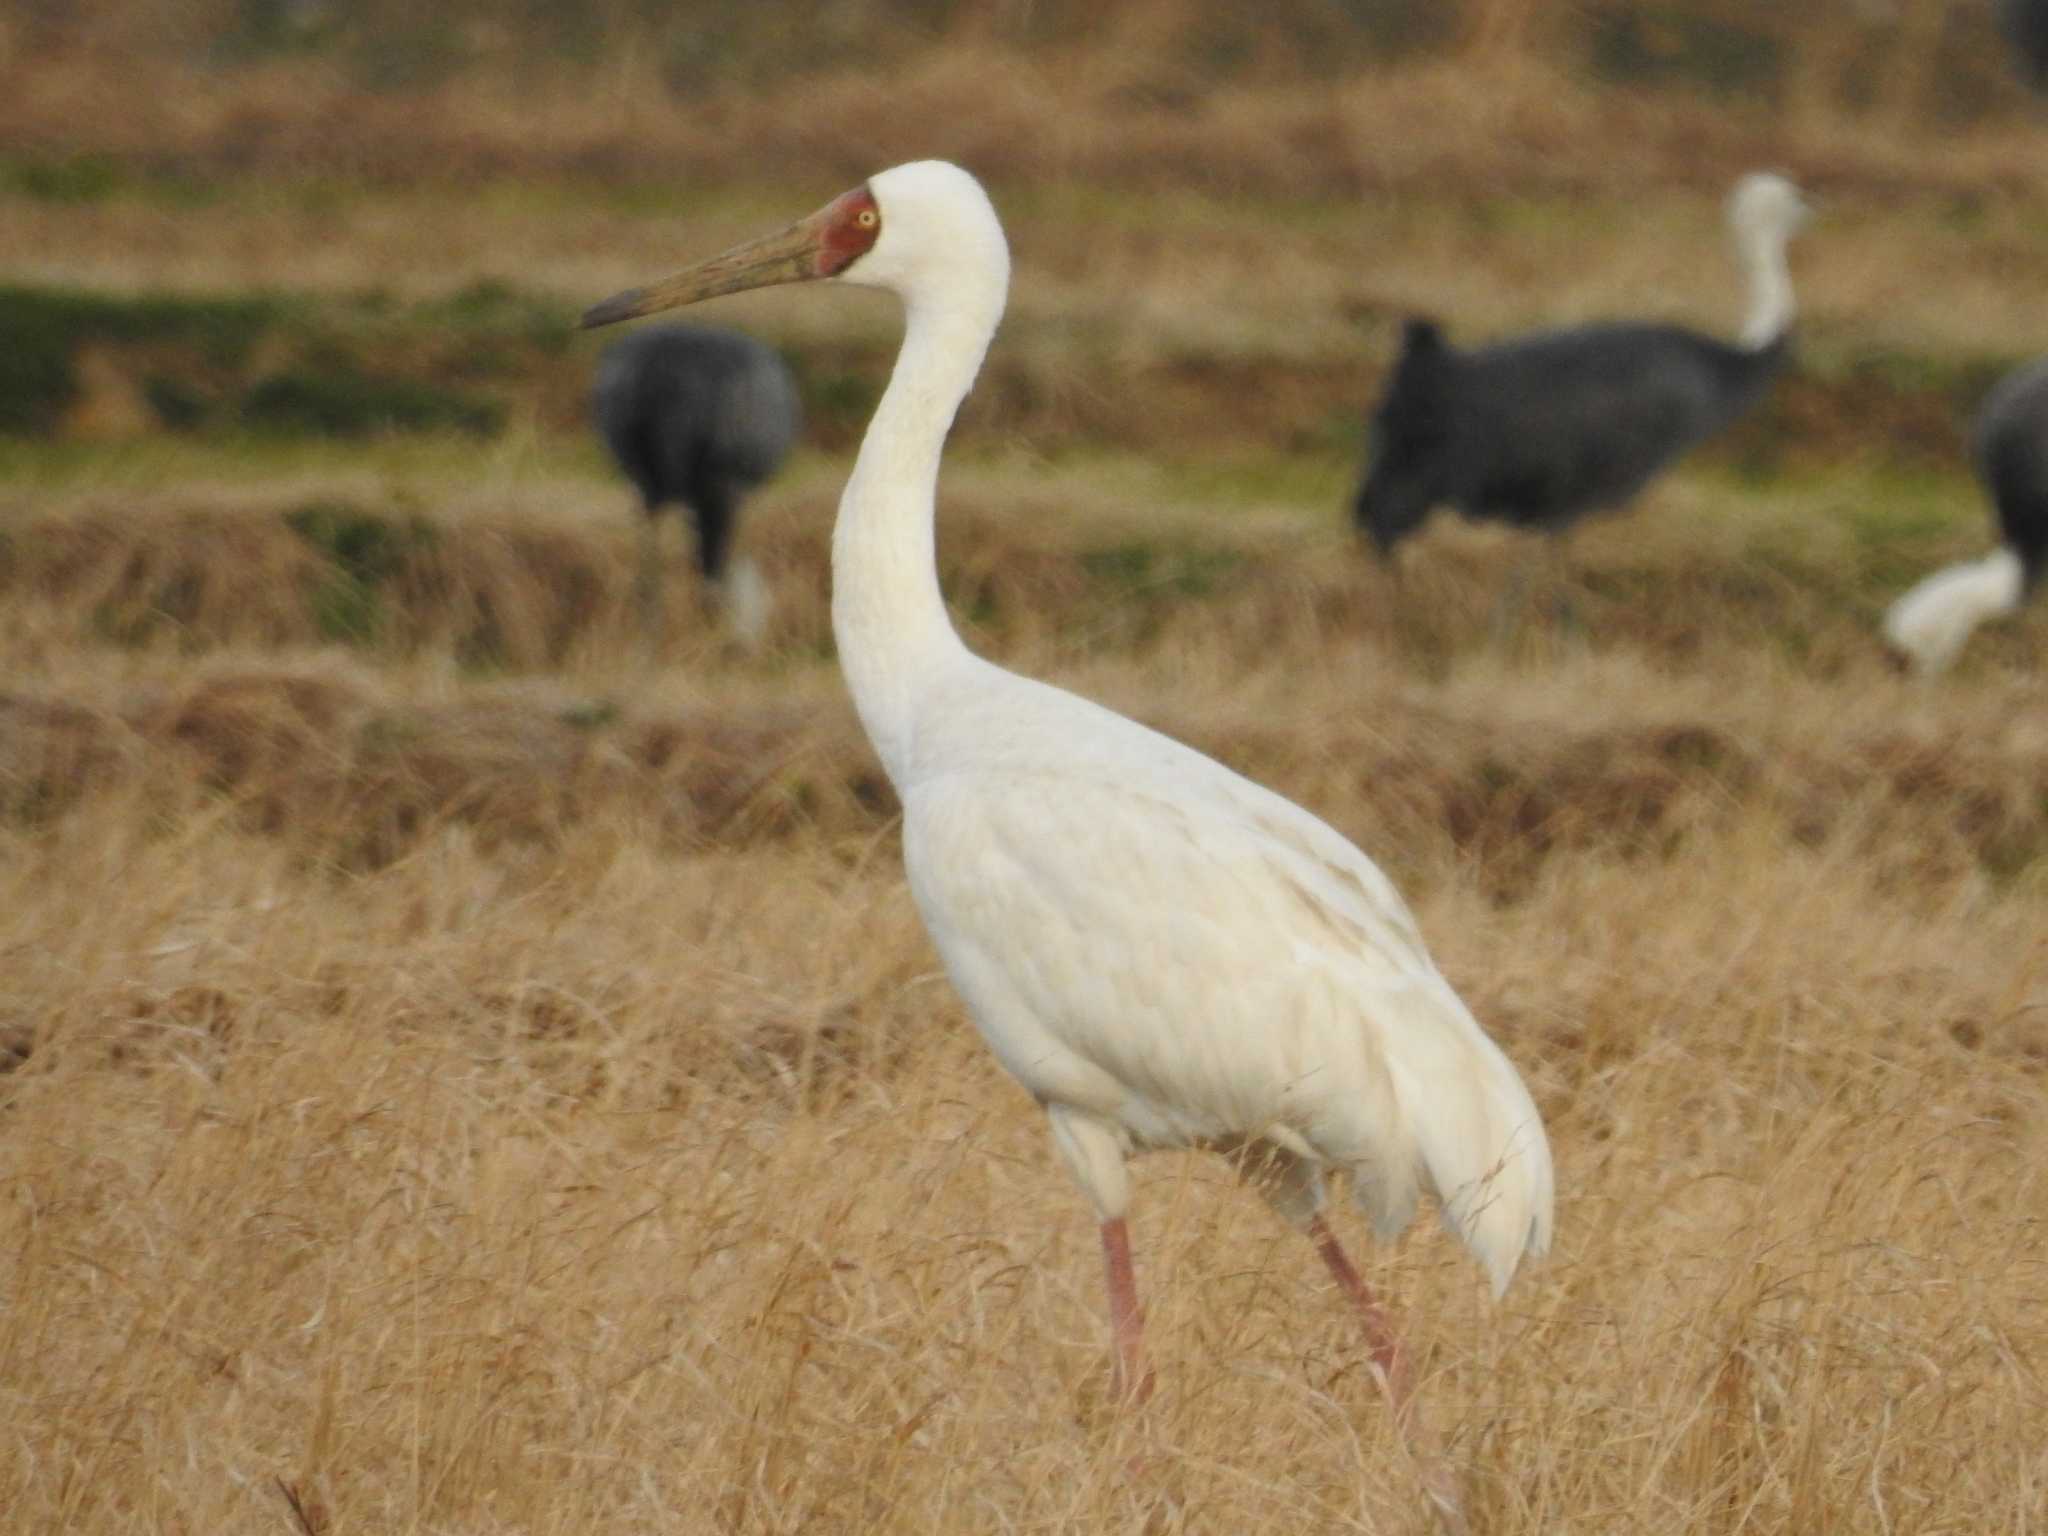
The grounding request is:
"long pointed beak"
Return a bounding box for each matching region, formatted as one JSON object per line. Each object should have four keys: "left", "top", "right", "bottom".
{"left": 581, "top": 213, "right": 825, "bottom": 329}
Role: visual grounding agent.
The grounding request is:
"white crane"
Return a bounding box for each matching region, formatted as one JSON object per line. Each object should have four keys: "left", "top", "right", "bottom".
{"left": 584, "top": 162, "right": 1553, "bottom": 1529}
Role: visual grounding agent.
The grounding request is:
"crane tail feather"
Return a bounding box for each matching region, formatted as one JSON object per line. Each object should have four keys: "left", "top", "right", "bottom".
{"left": 1374, "top": 992, "right": 1555, "bottom": 1298}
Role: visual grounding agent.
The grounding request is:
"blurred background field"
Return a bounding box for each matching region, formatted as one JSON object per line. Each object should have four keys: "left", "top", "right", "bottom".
{"left": 3, "top": 4, "right": 2046, "bottom": 1533}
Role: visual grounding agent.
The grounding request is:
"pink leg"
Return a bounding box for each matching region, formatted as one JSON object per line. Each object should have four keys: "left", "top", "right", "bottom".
{"left": 1310, "top": 1214, "right": 1467, "bottom": 1534}
{"left": 1311, "top": 1213, "right": 1415, "bottom": 1414}
{"left": 1099, "top": 1217, "right": 1155, "bottom": 1404}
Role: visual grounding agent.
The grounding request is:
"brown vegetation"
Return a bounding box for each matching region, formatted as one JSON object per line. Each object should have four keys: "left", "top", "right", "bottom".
{"left": 5, "top": 483, "right": 2045, "bottom": 1530}
{"left": 5, "top": 641, "right": 2046, "bottom": 891}
{"left": 3, "top": 2, "right": 2045, "bottom": 200}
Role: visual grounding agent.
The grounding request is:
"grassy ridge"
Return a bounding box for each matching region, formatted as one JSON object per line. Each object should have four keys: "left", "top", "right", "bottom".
{"left": 0, "top": 467, "right": 2028, "bottom": 671}
{"left": 0, "top": 282, "right": 537, "bottom": 440}
{"left": 5, "top": 657, "right": 2044, "bottom": 887}
{"left": 0, "top": 474, "right": 2041, "bottom": 892}
{"left": 0, "top": 277, "right": 2037, "bottom": 478}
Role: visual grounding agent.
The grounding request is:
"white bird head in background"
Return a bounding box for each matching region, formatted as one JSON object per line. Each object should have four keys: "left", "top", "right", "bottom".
{"left": 1727, "top": 169, "right": 1813, "bottom": 246}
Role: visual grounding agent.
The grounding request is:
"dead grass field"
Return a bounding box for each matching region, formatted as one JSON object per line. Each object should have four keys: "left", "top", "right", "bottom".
{"left": 5, "top": 19, "right": 2048, "bottom": 1534}
{"left": 5, "top": 474, "right": 2044, "bottom": 1534}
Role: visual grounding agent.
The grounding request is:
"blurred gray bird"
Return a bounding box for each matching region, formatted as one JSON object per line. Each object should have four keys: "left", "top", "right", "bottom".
{"left": 1352, "top": 173, "right": 1811, "bottom": 597}
{"left": 2001, "top": 0, "right": 2048, "bottom": 90}
{"left": 1884, "top": 355, "right": 2048, "bottom": 674}
{"left": 592, "top": 323, "right": 801, "bottom": 648}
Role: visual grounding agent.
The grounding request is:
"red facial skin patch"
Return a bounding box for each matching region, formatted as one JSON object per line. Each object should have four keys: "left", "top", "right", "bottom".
{"left": 816, "top": 185, "right": 881, "bottom": 276}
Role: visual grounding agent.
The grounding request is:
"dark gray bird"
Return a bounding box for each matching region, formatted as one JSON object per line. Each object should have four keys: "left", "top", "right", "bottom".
{"left": 1353, "top": 172, "right": 1811, "bottom": 564}
{"left": 592, "top": 323, "right": 801, "bottom": 647}
{"left": 2001, "top": 0, "right": 2048, "bottom": 91}
{"left": 1883, "top": 356, "right": 2048, "bottom": 674}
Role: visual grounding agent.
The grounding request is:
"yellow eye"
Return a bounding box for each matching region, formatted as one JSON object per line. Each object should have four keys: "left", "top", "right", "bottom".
{"left": 857, "top": 209, "right": 878, "bottom": 229}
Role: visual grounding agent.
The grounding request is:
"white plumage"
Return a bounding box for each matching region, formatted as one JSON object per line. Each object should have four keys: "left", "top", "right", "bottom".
{"left": 901, "top": 673, "right": 1553, "bottom": 1293}
{"left": 584, "top": 161, "right": 1552, "bottom": 1526}
{"left": 1883, "top": 354, "right": 2048, "bottom": 675}
{"left": 1883, "top": 548, "right": 2025, "bottom": 676}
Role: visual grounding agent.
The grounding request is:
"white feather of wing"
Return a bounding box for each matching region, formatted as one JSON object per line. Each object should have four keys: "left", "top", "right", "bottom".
{"left": 904, "top": 746, "right": 1553, "bottom": 1295}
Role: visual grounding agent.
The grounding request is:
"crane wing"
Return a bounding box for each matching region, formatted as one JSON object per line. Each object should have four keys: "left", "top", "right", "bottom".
{"left": 903, "top": 757, "right": 1553, "bottom": 1291}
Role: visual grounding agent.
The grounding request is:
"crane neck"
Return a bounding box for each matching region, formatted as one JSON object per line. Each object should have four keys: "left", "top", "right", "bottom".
{"left": 832, "top": 275, "right": 1002, "bottom": 786}
{"left": 1733, "top": 215, "right": 1794, "bottom": 350}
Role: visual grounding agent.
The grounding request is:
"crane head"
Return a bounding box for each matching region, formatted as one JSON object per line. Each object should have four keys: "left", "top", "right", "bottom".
{"left": 1726, "top": 171, "right": 1812, "bottom": 246}
{"left": 584, "top": 162, "right": 1008, "bottom": 330}
{"left": 583, "top": 184, "right": 883, "bottom": 329}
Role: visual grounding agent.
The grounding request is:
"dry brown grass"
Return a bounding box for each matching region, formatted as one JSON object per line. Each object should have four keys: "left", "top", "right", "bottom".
{"left": 4, "top": 476, "right": 2046, "bottom": 1531}
{"left": 6, "top": 10, "right": 2047, "bottom": 204}
{"left": 4, "top": 732, "right": 2045, "bottom": 1531}
{"left": 13, "top": 12, "right": 2048, "bottom": 372}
